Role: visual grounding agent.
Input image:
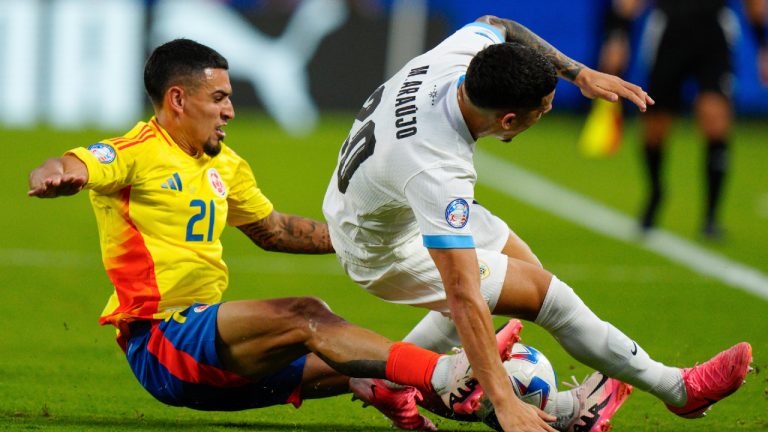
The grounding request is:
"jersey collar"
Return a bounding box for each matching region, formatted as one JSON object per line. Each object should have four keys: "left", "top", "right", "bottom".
{"left": 148, "top": 116, "right": 176, "bottom": 148}
{"left": 449, "top": 76, "right": 476, "bottom": 145}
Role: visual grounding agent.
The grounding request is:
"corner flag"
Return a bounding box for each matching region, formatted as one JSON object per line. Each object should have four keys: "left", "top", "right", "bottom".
{"left": 578, "top": 98, "right": 623, "bottom": 158}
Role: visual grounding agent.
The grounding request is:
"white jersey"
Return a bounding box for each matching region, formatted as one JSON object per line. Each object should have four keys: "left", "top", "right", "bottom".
{"left": 323, "top": 22, "right": 505, "bottom": 267}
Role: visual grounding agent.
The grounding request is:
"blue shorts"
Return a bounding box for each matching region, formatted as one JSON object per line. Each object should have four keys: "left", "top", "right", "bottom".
{"left": 124, "top": 303, "right": 307, "bottom": 411}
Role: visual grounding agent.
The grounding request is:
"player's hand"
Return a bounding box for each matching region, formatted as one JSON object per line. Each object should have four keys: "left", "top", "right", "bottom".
{"left": 28, "top": 158, "right": 87, "bottom": 198}
{"left": 28, "top": 171, "right": 86, "bottom": 198}
{"left": 494, "top": 397, "right": 558, "bottom": 432}
{"left": 573, "top": 67, "right": 654, "bottom": 112}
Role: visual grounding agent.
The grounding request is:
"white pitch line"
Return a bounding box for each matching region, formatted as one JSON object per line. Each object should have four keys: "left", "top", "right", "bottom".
{"left": 476, "top": 150, "right": 768, "bottom": 301}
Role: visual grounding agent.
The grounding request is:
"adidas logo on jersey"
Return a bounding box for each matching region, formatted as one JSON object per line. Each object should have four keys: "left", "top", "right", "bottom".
{"left": 160, "top": 173, "right": 183, "bottom": 191}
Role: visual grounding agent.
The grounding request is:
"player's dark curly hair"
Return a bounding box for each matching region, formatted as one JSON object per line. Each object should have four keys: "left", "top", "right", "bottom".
{"left": 144, "top": 38, "right": 229, "bottom": 107}
{"left": 465, "top": 42, "right": 558, "bottom": 112}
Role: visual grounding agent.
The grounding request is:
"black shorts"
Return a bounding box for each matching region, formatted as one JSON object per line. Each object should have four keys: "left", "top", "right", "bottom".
{"left": 646, "top": 9, "right": 733, "bottom": 111}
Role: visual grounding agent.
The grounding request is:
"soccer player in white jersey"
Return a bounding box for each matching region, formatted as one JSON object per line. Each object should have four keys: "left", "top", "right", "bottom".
{"left": 323, "top": 15, "right": 752, "bottom": 432}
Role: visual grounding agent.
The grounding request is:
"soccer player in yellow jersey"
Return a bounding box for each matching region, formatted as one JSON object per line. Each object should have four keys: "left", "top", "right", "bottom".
{"left": 26, "top": 38, "right": 524, "bottom": 430}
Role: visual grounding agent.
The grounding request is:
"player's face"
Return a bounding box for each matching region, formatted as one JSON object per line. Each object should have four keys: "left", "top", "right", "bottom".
{"left": 495, "top": 90, "right": 555, "bottom": 143}
{"left": 183, "top": 68, "right": 235, "bottom": 157}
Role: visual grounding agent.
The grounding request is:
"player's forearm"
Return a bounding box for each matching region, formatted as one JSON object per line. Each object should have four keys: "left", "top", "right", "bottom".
{"left": 483, "top": 15, "right": 585, "bottom": 81}
{"left": 238, "top": 211, "right": 334, "bottom": 254}
{"left": 429, "top": 248, "right": 516, "bottom": 413}
{"left": 449, "top": 289, "right": 516, "bottom": 411}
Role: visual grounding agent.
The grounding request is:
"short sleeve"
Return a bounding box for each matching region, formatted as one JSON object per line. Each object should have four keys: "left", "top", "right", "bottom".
{"left": 67, "top": 143, "right": 133, "bottom": 194}
{"left": 226, "top": 158, "right": 274, "bottom": 226}
{"left": 428, "top": 21, "right": 504, "bottom": 58}
{"left": 460, "top": 22, "right": 505, "bottom": 44}
{"left": 404, "top": 166, "right": 476, "bottom": 249}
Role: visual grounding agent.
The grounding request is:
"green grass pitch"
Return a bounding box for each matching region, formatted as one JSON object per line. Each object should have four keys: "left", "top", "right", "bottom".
{"left": 2, "top": 112, "right": 767, "bottom": 431}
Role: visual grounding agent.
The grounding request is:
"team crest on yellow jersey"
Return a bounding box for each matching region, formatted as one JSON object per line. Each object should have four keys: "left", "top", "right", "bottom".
{"left": 87, "top": 143, "right": 116, "bottom": 164}
{"left": 208, "top": 168, "right": 227, "bottom": 197}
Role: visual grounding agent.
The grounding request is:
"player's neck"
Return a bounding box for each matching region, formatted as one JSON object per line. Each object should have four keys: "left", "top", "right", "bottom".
{"left": 457, "top": 83, "right": 494, "bottom": 141}
{"left": 155, "top": 112, "right": 202, "bottom": 158}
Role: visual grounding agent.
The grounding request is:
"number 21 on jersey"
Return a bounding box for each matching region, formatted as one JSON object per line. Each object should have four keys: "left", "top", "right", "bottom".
{"left": 186, "top": 199, "right": 215, "bottom": 242}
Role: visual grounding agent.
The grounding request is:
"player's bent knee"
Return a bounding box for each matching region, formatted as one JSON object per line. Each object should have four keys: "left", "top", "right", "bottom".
{"left": 494, "top": 259, "right": 553, "bottom": 318}
{"left": 286, "top": 296, "right": 342, "bottom": 323}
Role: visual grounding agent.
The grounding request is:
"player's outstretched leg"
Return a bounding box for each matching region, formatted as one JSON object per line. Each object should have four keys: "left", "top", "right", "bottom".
{"left": 347, "top": 320, "right": 521, "bottom": 431}
{"left": 440, "top": 319, "right": 524, "bottom": 415}
{"left": 556, "top": 372, "right": 633, "bottom": 432}
{"left": 525, "top": 274, "right": 755, "bottom": 416}
{"left": 666, "top": 342, "right": 752, "bottom": 419}
{"left": 350, "top": 378, "right": 437, "bottom": 431}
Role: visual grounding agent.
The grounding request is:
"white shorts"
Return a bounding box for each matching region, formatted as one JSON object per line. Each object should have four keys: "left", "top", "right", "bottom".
{"left": 337, "top": 204, "right": 511, "bottom": 314}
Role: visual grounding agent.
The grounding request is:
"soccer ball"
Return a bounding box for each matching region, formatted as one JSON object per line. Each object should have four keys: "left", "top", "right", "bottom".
{"left": 478, "top": 343, "right": 558, "bottom": 430}
{"left": 418, "top": 342, "right": 559, "bottom": 428}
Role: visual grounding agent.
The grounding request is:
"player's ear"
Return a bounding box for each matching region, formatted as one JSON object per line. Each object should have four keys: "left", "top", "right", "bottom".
{"left": 166, "top": 86, "right": 185, "bottom": 113}
{"left": 500, "top": 112, "right": 516, "bottom": 130}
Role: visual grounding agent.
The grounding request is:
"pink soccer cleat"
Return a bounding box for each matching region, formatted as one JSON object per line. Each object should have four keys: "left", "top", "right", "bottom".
{"left": 561, "top": 372, "right": 633, "bottom": 432}
{"left": 666, "top": 342, "right": 753, "bottom": 419}
{"left": 450, "top": 319, "right": 524, "bottom": 415}
{"left": 496, "top": 319, "right": 524, "bottom": 361}
{"left": 350, "top": 377, "right": 437, "bottom": 431}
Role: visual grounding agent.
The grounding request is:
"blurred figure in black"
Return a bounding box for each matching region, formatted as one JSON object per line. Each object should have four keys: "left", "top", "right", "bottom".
{"left": 600, "top": 0, "right": 768, "bottom": 239}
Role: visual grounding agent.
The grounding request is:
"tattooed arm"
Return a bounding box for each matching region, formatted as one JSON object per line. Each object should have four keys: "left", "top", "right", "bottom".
{"left": 238, "top": 210, "right": 334, "bottom": 254}
{"left": 478, "top": 15, "right": 654, "bottom": 111}
{"left": 483, "top": 15, "right": 584, "bottom": 81}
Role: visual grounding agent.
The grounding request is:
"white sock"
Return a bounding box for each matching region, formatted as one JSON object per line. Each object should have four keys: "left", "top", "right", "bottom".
{"left": 404, "top": 310, "right": 461, "bottom": 353}
{"left": 534, "top": 276, "right": 685, "bottom": 406}
{"left": 429, "top": 355, "right": 454, "bottom": 395}
{"left": 550, "top": 390, "right": 577, "bottom": 430}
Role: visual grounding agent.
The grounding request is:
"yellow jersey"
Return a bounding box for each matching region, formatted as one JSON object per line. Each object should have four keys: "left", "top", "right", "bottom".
{"left": 67, "top": 117, "right": 273, "bottom": 338}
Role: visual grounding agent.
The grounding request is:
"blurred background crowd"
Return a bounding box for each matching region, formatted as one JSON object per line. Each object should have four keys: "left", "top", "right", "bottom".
{"left": 1, "top": 0, "right": 766, "bottom": 133}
